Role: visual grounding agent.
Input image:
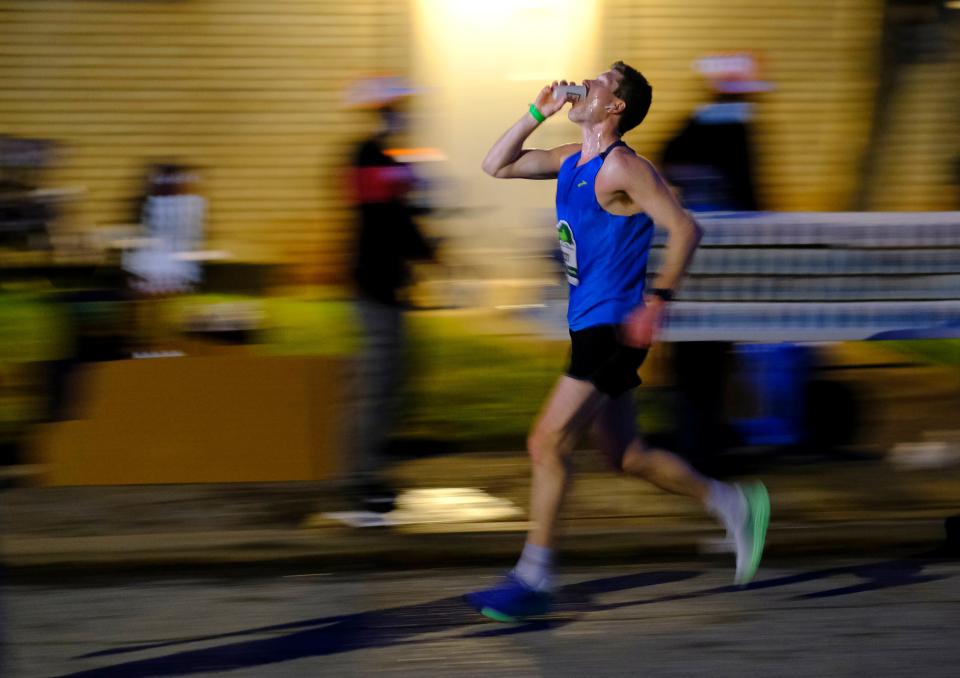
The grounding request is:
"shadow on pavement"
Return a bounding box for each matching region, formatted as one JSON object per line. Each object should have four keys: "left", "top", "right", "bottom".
{"left": 596, "top": 555, "right": 952, "bottom": 613}
{"left": 61, "top": 571, "right": 698, "bottom": 677}
{"left": 58, "top": 557, "right": 952, "bottom": 677}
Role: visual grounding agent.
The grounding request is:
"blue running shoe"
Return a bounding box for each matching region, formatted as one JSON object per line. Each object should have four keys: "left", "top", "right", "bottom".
{"left": 464, "top": 573, "right": 553, "bottom": 622}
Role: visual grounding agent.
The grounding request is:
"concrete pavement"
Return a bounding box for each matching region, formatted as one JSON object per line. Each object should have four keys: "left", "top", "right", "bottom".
{"left": 6, "top": 561, "right": 960, "bottom": 677}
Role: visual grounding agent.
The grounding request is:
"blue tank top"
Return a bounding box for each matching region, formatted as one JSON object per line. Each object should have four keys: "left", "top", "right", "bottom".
{"left": 556, "top": 141, "right": 655, "bottom": 331}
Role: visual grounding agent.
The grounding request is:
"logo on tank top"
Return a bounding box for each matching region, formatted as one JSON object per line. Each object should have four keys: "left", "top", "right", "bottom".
{"left": 557, "top": 220, "right": 579, "bottom": 286}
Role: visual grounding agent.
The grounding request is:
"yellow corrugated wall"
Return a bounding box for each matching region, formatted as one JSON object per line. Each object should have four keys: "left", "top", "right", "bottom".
{"left": 2, "top": 1, "right": 956, "bottom": 276}
{"left": 0, "top": 0, "right": 411, "bottom": 276}
{"left": 600, "top": 0, "right": 886, "bottom": 210}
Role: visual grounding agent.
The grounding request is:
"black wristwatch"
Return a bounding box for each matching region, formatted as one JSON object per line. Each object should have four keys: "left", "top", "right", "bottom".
{"left": 648, "top": 287, "right": 675, "bottom": 302}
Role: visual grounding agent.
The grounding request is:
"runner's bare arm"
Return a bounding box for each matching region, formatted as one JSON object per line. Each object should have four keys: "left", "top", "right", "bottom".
{"left": 482, "top": 81, "right": 580, "bottom": 180}
{"left": 483, "top": 141, "right": 581, "bottom": 180}
{"left": 601, "top": 151, "right": 702, "bottom": 292}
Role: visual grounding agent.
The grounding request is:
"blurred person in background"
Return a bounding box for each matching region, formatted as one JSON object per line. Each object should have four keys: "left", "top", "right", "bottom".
{"left": 120, "top": 163, "right": 206, "bottom": 357}
{"left": 343, "top": 77, "right": 436, "bottom": 515}
{"left": 661, "top": 53, "right": 767, "bottom": 212}
{"left": 0, "top": 135, "right": 57, "bottom": 252}
{"left": 660, "top": 53, "right": 770, "bottom": 470}
{"left": 465, "top": 62, "right": 769, "bottom": 622}
{"left": 124, "top": 163, "right": 206, "bottom": 298}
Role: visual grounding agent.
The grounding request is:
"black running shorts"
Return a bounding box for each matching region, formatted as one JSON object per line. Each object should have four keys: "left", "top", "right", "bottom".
{"left": 566, "top": 324, "right": 649, "bottom": 397}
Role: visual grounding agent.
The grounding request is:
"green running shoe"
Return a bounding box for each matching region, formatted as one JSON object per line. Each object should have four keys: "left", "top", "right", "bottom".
{"left": 734, "top": 481, "right": 770, "bottom": 586}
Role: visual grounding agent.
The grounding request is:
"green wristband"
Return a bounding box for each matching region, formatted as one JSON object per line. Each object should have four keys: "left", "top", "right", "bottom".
{"left": 528, "top": 103, "right": 546, "bottom": 124}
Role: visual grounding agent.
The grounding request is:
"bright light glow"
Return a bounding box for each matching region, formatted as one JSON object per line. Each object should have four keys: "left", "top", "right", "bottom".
{"left": 415, "top": 0, "right": 596, "bottom": 83}
{"left": 946, "top": 1, "right": 960, "bottom": 9}
{"left": 413, "top": 0, "right": 597, "bottom": 167}
{"left": 430, "top": 0, "right": 563, "bottom": 23}
{"left": 413, "top": 0, "right": 599, "bottom": 287}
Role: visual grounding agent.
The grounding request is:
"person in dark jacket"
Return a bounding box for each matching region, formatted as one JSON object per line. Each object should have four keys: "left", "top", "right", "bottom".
{"left": 346, "top": 84, "right": 435, "bottom": 514}
{"left": 660, "top": 53, "right": 770, "bottom": 470}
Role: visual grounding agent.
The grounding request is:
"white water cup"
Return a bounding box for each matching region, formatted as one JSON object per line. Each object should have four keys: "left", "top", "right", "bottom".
{"left": 553, "top": 84, "right": 587, "bottom": 101}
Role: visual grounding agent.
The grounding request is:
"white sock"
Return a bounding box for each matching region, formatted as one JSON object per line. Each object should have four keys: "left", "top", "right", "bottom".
{"left": 705, "top": 480, "right": 746, "bottom": 533}
{"left": 513, "top": 543, "right": 554, "bottom": 592}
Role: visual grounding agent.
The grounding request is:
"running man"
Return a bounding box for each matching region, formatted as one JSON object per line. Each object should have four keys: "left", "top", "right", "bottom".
{"left": 465, "top": 62, "right": 769, "bottom": 622}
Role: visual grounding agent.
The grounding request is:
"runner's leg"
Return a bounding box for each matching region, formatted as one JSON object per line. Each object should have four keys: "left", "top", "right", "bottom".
{"left": 592, "top": 391, "right": 768, "bottom": 584}
{"left": 592, "top": 390, "right": 710, "bottom": 502}
{"left": 525, "top": 375, "right": 608, "bottom": 549}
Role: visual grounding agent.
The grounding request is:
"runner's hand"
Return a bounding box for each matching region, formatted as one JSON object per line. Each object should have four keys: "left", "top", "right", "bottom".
{"left": 622, "top": 298, "right": 666, "bottom": 348}
{"left": 533, "top": 80, "right": 575, "bottom": 119}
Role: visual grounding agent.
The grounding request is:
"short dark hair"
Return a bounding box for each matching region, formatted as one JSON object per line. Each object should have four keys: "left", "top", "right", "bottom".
{"left": 611, "top": 61, "right": 652, "bottom": 135}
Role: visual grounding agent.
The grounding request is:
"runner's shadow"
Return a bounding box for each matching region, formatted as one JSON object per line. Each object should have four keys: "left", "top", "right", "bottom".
{"left": 62, "top": 571, "right": 698, "bottom": 677}
{"left": 60, "top": 557, "right": 951, "bottom": 676}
